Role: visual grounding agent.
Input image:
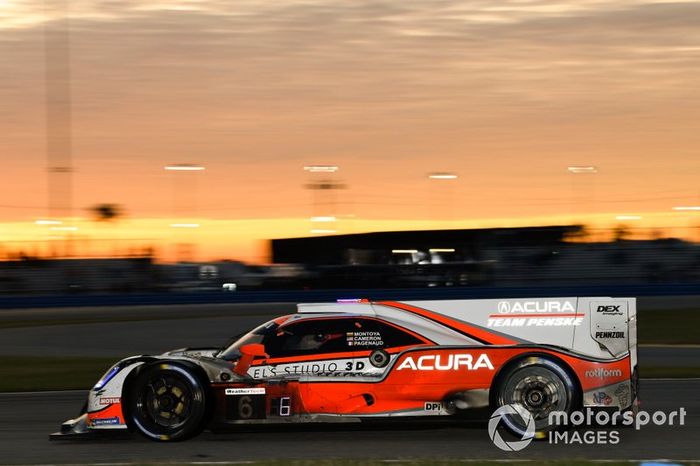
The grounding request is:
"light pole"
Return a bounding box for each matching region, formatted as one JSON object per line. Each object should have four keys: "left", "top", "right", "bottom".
{"left": 567, "top": 166, "right": 598, "bottom": 236}
{"left": 672, "top": 206, "right": 700, "bottom": 243}
{"left": 43, "top": 0, "right": 74, "bottom": 257}
{"left": 426, "top": 172, "right": 458, "bottom": 227}
{"left": 164, "top": 164, "right": 205, "bottom": 261}
{"left": 304, "top": 165, "right": 343, "bottom": 234}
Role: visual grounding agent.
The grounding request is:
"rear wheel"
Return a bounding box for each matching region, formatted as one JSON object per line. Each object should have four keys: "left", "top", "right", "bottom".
{"left": 494, "top": 357, "right": 578, "bottom": 436}
{"left": 126, "top": 363, "right": 208, "bottom": 441}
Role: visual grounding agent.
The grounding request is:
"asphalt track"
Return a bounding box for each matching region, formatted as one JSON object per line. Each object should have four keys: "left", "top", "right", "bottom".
{"left": 0, "top": 380, "right": 696, "bottom": 464}
{"left": 0, "top": 303, "right": 698, "bottom": 463}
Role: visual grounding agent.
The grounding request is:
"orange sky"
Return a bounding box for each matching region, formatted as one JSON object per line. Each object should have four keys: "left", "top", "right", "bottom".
{"left": 1, "top": 1, "right": 699, "bottom": 262}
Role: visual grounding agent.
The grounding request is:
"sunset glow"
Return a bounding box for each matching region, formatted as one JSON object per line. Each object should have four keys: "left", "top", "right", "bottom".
{"left": 1, "top": 1, "right": 699, "bottom": 262}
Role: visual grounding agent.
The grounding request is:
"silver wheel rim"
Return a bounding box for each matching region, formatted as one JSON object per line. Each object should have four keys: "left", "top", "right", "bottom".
{"left": 502, "top": 366, "right": 568, "bottom": 430}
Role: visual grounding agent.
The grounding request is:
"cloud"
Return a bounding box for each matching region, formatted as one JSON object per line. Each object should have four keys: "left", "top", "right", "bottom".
{"left": 1, "top": 0, "right": 699, "bottom": 221}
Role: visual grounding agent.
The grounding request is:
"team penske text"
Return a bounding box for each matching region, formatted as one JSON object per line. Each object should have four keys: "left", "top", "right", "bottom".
{"left": 488, "top": 317, "right": 583, "bottom": 327}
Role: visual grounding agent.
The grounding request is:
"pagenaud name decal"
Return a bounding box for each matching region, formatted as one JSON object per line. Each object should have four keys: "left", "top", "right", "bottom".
{"left": 396, "top": 353, "right": 494, "bottom": 371}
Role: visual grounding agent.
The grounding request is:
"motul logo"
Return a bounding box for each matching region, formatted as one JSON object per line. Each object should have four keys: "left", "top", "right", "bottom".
{"left": 99, "top": 397, "right": 121, "bottom": 405}
{"left": 396, "top": 353, "right": 494, "bottom": 371}
{"left": 497, "top": 301, "right": 575, "bottom": 314}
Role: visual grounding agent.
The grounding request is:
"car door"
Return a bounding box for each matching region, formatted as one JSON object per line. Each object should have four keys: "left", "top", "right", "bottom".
{"left": 246, "top": 317, "right": 363, "bottom": 379}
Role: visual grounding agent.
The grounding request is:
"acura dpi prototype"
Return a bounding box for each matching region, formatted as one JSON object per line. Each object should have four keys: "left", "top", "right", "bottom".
{"left": 52, "top": 297, "right": 638, "bottom": 441}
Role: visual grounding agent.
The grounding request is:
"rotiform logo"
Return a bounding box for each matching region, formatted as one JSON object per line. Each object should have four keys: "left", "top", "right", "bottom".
{"left": 585, "top": 368, "right": 622, "bottom": 378}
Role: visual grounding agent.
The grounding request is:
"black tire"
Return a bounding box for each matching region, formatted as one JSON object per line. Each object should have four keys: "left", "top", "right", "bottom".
{"left": 494, "top": 357, "right": 578, "bottom": 436}
{"left": 125, "top": 362, "right": 208, "bottom": 441}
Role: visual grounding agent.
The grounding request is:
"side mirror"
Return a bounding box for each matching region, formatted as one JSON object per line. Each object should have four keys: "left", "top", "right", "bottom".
{"left": 233, "top": 343, "right": 269, "bottom": 376}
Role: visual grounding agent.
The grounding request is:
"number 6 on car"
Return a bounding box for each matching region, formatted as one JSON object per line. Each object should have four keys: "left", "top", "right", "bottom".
{"left": 51, "top": 297, "right": 639, "bottom": 441}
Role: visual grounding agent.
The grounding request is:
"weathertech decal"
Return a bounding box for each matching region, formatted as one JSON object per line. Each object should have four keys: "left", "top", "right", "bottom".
{"left": 225, "top": 388, "right": 266, "bottom": 396}
{"left": 396, "top": 353, "right": 494, "bottom": 371}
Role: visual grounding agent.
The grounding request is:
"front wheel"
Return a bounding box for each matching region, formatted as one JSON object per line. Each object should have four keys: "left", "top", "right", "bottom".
{"left": 494, "top": 357, "right": 578, "bottom": 436}
{"left": 125, "top": 363, "right": 209, "bottom": 441}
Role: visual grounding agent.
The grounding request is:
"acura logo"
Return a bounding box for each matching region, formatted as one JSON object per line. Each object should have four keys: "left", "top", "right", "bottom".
{"left": 498, "top": 301, "right": 511, "bottom": 313}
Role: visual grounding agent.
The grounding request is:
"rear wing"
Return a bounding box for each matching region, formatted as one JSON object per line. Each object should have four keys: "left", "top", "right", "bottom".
{"left": 298, "top": 297, "right": 637, "bottom": 364}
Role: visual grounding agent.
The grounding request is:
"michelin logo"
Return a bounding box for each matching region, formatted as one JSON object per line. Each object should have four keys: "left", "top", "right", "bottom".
{"left": 91, "top": 417, "right": 120, "bottom": 426}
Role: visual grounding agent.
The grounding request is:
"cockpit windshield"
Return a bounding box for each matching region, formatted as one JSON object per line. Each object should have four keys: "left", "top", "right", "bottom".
{"left": 217, "top": 319, "right": 280, "bottom": 360}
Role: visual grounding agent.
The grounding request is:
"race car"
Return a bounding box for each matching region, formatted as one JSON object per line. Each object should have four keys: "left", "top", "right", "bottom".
{"left": 52, "top": 297, "right": 638, "bottom": 441}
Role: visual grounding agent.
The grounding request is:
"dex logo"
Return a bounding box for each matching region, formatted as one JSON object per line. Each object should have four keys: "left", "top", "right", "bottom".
{"left": 596, "top": 305, "right": 622, "bottom": 315}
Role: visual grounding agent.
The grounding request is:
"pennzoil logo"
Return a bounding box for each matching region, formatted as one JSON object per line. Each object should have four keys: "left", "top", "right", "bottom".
{"left": 595, "top": 331, "right": 625, "bottom": 338}
{"left": 497, "top": 301, "right": 576, "bottom": 314}
{"left": 396, "top": 353, "right": 494, "bottom": 371}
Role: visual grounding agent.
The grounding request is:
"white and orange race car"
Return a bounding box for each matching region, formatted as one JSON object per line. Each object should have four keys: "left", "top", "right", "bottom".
{"left": 53, "top": 297, "right": 638, "bottom": 441}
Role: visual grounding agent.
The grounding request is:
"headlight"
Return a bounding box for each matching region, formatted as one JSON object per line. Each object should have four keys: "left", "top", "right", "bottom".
{"left": 93, "top": 364, "right": 121, "bottom": 390}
